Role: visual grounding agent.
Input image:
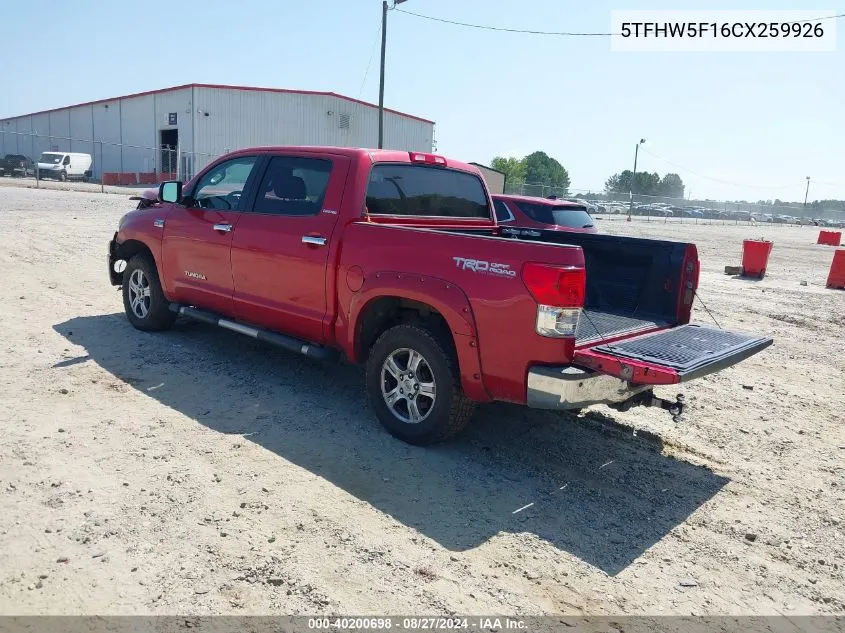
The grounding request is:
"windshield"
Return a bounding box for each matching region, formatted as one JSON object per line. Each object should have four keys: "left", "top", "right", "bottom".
{"left": 39, "top": 153, "right": 63, "bottom": 164}
{"left": 515, "top": 202, "right": 595, "bottom": 229}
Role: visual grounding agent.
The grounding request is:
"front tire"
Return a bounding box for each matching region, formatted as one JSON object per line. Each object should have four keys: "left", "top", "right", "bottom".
{"left": 59, "top": 170, "right": 67, "bottom": 182}
{"left": 366, "top": 324, "right": 474, "bottom": 445}
{"left": 121, "top": 254, "right": 176, "bottom": 331}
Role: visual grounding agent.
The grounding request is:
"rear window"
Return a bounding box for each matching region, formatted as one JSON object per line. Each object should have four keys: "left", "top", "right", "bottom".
{"left": 515, "top": 202, "right": 595, "bottom": 229}
{"left": 366, "top": 164, "right": 490, "bottom": 218}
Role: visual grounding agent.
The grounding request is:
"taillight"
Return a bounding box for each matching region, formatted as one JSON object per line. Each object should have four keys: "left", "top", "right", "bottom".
{"left": 409, "top": 152, "right": 447, "bottom": 166}
{"left": 522, "top": 263, "right": 586, "bottom": 337}
{"left": 522, "top": 263, "right": 585, "bottom": 307}
{"left": 678, "top": 245, "right": 700, "bottom": 321}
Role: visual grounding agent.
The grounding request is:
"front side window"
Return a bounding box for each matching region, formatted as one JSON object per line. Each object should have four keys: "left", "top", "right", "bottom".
{"left": 192, "top": 156, "right": 258, "bottom": 210}
{"left": 366, "top": 164, "right": 490, "bottom": 219}
{"left": 253, "top": 155, "right": 332, "bottom": 216}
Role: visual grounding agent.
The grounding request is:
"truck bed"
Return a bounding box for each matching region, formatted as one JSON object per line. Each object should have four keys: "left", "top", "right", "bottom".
{"left": 498, "top": 228, "right": 689, "bottom": 346}
{"left": 575, "top": 310, "right": 669, "bottom": 346}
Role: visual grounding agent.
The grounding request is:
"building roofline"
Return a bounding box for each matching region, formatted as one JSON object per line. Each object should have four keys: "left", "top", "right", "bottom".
{"left": 0, "top": 83, "right": 435, "bottom": 125}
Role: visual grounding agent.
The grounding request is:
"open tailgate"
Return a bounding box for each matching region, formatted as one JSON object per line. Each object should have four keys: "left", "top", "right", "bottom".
{"left": 574, "top": 324, "right": 773, "bottom": 385}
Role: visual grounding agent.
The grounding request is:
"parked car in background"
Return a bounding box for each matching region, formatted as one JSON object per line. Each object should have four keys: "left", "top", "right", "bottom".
{"left": 561, "top": 197, "right": 598, "bottom": 214}
{"left": 36, "top": 152, "right": 93, "bottom": 182}
{"left": 728, "top": 210, "right": 751, "bottom": 221}
{"left": 493, "top": 194, "right": 597, "bottom": 233}
{"left": 1, "top": 154, "right": 36, "bottom": 177}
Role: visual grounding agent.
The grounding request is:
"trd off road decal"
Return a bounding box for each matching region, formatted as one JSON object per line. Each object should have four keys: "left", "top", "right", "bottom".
{"left": 453, "top": 257, "right": 516, "bottom": 278}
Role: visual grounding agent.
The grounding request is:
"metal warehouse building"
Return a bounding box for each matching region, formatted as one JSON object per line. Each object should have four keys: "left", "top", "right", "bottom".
{"left": 0, "top": 83, "right": 435, "bottom": 184}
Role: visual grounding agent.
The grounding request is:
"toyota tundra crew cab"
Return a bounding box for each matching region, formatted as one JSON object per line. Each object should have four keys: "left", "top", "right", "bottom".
{"left": 107, "top": 147, "right": 772, "bottom": 445}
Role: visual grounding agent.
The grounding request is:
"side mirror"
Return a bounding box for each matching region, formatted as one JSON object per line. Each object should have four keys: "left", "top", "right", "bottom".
{"left": 159, "top": 180, "right": 182, "bottom": 203}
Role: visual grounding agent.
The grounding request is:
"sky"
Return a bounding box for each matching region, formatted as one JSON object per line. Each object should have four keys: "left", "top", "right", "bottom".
{"left": 0, "top": 0, "right": 843, "bottom": 202}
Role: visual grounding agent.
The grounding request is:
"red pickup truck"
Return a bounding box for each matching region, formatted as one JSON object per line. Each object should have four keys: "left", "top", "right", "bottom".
{"left": 108, "top": 147, "right": 771, "bottom": 444}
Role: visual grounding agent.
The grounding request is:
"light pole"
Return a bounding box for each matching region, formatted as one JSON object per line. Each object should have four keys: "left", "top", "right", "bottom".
{"left": 803, "top": 176, "right": 811, "bottom": 216}
{"left": 378, "top": 0, "right": 408, "bottom": 149}
{"left": 627, "top": 138, "right": 646, "bottom": 221}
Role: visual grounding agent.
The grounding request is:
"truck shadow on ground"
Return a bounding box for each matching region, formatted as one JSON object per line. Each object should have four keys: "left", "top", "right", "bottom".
{"left": 55, "top": 314, "right": 728, "bottom": 577}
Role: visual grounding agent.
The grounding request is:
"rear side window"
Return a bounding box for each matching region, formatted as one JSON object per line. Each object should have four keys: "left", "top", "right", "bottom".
{"left": 253, "top": 155, "right": 332, "bottom": 216}
{"left": 515, "top": 202, "right": 595, "bottom": 229}
{"left": 366, "top": 164, "right": 490, "bottom": 218}
{"left": 493, "top": 199, "right": 514, "bottom": 223}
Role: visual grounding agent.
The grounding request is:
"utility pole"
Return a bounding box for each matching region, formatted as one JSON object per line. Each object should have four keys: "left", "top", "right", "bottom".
{"left": 378, "top": 0, "right": 407, "bottom": 149}
{"left": 377, "top": 1, "right": 388, "bottom": 149}
{"left": 627, "top": 138, "right": 646, "bottom": 221}
{"left": 804, "top": 176, "right": 811, "bottom": 216}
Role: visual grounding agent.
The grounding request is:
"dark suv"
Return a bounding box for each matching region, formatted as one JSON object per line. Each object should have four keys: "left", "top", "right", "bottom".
{"left": 1, "top": 154, "right": 36, "bottom": 177}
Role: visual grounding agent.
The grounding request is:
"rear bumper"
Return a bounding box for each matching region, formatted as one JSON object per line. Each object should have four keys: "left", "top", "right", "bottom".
{"left": 526, "top": 365, "right": 651, "bottom": 410}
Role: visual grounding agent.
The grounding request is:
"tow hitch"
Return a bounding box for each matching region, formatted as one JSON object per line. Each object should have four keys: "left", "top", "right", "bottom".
{"left": 610, "top": 391, "right": 686, "bottom": 423}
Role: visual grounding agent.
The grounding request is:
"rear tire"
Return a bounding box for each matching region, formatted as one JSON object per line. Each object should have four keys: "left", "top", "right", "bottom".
{"left": 366, "top": 324, "right": 474, "bottom": 445}
{"left": 121, "top": 254, "right": 176, "bottom": 332}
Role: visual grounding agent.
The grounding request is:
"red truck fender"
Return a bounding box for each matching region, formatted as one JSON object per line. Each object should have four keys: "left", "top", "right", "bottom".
{"left": 110, "top": 222, "right": 167, "bottom": 293}
{"left": 342, "top": 272, "right": 492, "bottom": 403}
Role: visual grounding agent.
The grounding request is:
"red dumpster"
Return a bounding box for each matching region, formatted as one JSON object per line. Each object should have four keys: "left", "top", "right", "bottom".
{"left": 817, "top": 230, "right": 842, "bottom": 246}
{"left": 742, "top": 239, "right": 773, "bottom": 279}
{"left": 827, "top": 249, "right": 845, "bottom": 289}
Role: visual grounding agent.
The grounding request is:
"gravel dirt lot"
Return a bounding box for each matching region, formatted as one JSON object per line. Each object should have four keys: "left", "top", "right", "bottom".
{"left": 0, "top": 185, "right": 843, "bottom": 615}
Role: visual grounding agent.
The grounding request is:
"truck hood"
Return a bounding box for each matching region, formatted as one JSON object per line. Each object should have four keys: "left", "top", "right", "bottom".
{"left": 128, "top": 188, "right": 159, "bottom": 202}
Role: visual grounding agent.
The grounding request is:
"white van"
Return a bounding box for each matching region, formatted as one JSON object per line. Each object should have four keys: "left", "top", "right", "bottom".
{"left": 37, "top": 152, "right": 93, "bottom": 182}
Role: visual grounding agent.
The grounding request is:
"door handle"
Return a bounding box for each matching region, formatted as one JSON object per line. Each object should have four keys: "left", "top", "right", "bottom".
{"left": 302, "top": 235, "right": 327, "bottom": 246}
{"left": 212, "top": 223, "right": 233, "bottom": 233}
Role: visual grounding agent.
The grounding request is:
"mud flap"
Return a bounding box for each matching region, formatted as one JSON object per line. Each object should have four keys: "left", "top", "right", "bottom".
{"left": 574, "top": 324, "right": 773, "bottom": 385}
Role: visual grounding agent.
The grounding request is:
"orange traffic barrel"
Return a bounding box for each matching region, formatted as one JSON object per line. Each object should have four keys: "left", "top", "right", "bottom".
{"left": 742, "top": 239, "right": 773, "bottom": 279}
{"left": 827, "top": 249, "right": 845, "bottom": 289}
{"left": 817, "top": 230, "right": 842, "bottom": 246}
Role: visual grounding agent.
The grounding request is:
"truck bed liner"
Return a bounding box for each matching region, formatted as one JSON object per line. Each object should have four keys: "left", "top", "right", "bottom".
{"left": 576, "top": 310, "right": 669, "bottom": 346}
{"left": 589, "top": 324, "right": 773, "bottom": 381}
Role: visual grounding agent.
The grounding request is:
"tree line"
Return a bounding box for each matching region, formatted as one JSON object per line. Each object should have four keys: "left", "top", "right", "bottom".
{"left": 490, "top": 152, "right": 570, "bottom": 192}
{"left": 489, "top": 151, "right": 686, "bottom": 200}
{"left": 487, "top": 153, "right": 842, "bottom": 215}
{"left": 604, "top": 170, "right": 685, "bottom": 199}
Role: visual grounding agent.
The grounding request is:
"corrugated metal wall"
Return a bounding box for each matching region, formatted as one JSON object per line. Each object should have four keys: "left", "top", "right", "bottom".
{"left": 191, "top": 87, "right": 434, "bottom": 173}
{"left": 0, "top": 86, "right": 432, "bottom": 179}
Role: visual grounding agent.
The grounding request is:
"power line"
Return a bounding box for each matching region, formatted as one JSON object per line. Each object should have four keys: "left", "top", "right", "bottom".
{"left": 358, "top": 21, "right": 383, "bottom": 99}
{"left": 394, "top": 8, "right": 845, "bottom": 37}
{"left": 639, "top": 147, "right": 804, "bottom": 190}
{"left": 393, "top": 8, "right": 613, "bottom": 36}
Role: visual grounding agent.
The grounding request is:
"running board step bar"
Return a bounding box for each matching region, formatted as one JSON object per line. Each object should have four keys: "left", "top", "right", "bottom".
{"left": 170, "top": 304, "right": 339, "bottom": 362}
